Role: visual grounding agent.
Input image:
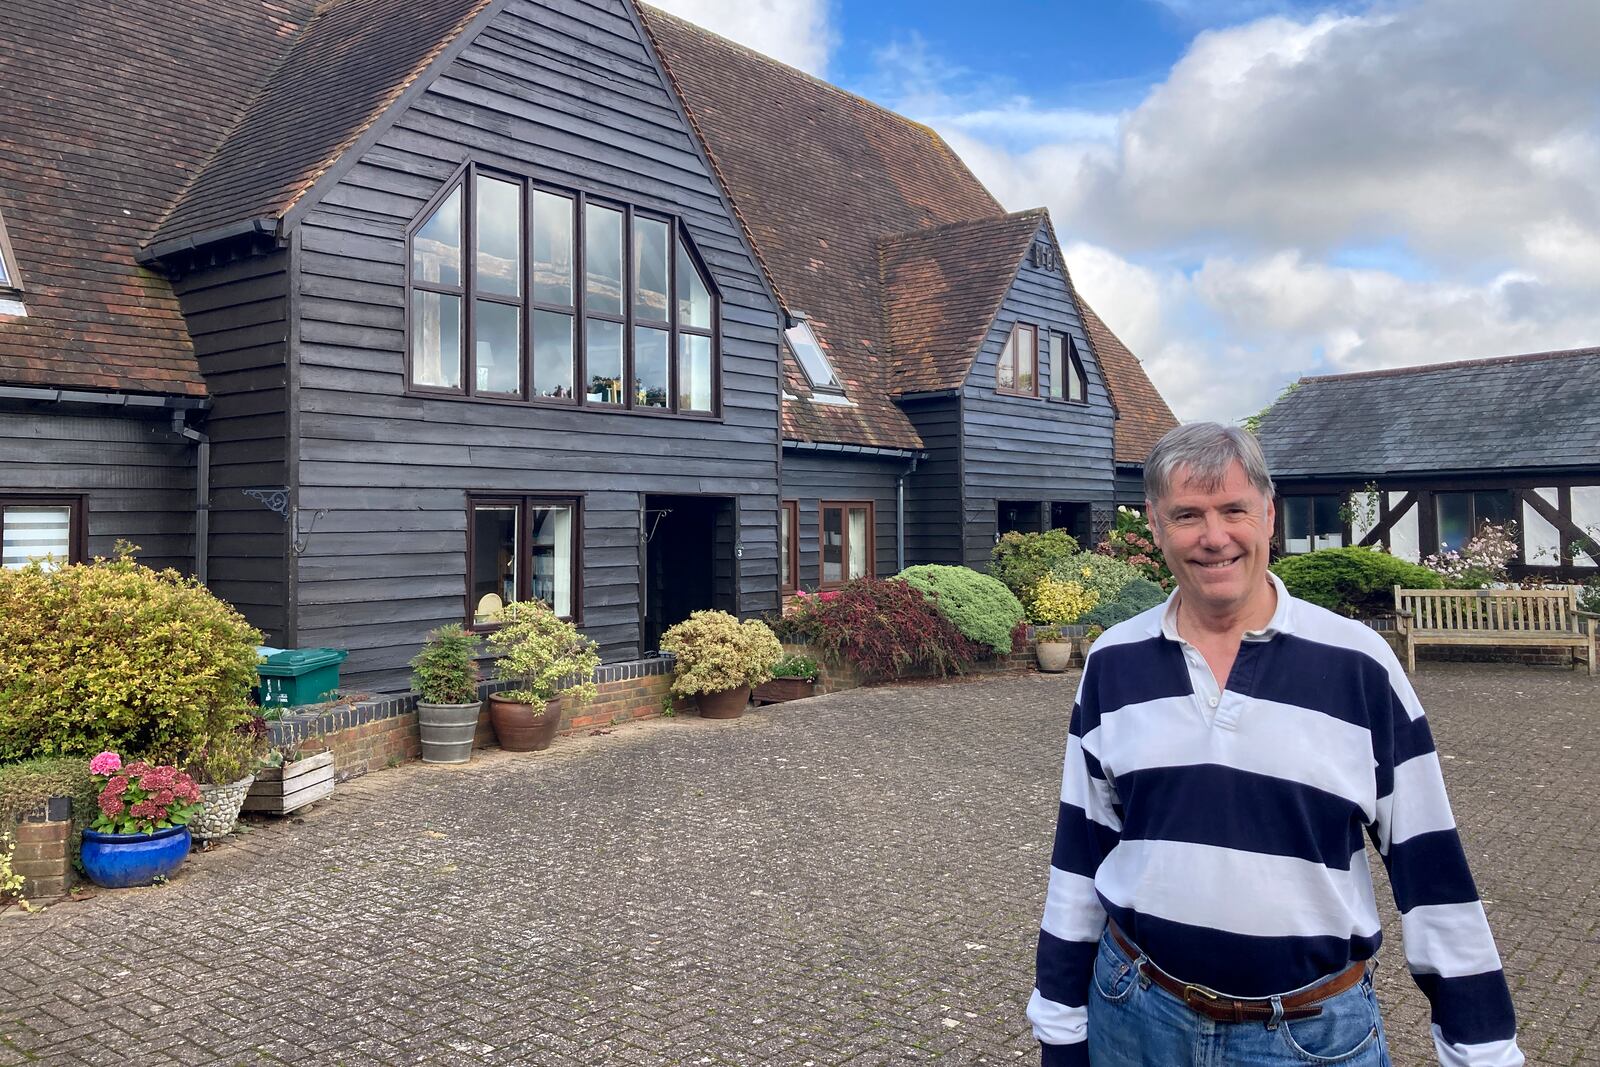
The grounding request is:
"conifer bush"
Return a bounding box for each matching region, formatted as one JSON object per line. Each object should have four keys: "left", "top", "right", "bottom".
{"left": 895, "top": 565, "right": 1026, "bottom": 656}
{"left": 1078, "top": 578, "right": 1168, "bottom": 628}
{"left": 1271, "top": 547, "right": 1442, "bottom": 618}
{"left": 0, "top": 548, "right": 262, "bottom": 762}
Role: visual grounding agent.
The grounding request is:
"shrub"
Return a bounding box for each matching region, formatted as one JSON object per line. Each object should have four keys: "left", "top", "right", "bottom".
{"left": 184, "top": 720, "right": 270, "bottom": 786}
{"left": 1052, "top": 552, "right": 1144, "bottom": 605}
{"left": 0, "top": 549, "right": 262, "bottom": 763}
{"left": 410, "top": 624, "right": 483, "bottom": 705}
{"left": 661, "top": 611, "right": 783, "bottom": 697}
{"left": 1027, "top": 575, "right": 1099, "bottom": 625}
{"left": 1096, "top": 506, "right": 1173, "bottom": 589}
{"left": 0, "top": 756, "right": 97, "bottom": 840}
{"left": 1271, "top": 547, "right": 1443, "bottom": 617}
{"left": 1034, "top": 624, "right": 1072, "bottom": 643}
{"left": 1580, "top": 576, "right": 1600, "bottom": 616}
{"left": 894, "top": 565, "right": 1026, "bottom": 656}
{"left": 777, "top": 578, "right": 982, "bottom": 679}
{"left": 988, "top": 529, "right": 1080, "bottom": 601}
{"left": 0, "top": 832, "right": 25, "bottom": 908}
{"left": 1079, "top": 577, "right": 1168, "bottom": 628}
{"left": 486, "top": 600, "right": 600, "bottom": 708}
{"left": 769, "top": 654, "right": 820, "bottom": 680}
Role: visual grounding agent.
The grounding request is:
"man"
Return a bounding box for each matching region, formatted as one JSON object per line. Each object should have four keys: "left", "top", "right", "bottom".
{"left": 1028, "top": 423, "right": 1522, "bottom": 1066}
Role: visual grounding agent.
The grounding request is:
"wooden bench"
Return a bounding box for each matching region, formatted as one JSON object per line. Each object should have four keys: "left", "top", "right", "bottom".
{"left": 1393, "top": 585, "right": 1596, "bottom": 676}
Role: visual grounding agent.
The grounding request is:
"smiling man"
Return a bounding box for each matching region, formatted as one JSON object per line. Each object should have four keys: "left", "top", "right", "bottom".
{"left": 1028, "top": 423, "right": 1523, "bottom": 1066}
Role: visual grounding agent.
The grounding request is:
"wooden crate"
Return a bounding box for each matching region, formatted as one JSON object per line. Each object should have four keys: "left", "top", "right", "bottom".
{"left": 242, "top": 751, "right": 335, "bottom": 815}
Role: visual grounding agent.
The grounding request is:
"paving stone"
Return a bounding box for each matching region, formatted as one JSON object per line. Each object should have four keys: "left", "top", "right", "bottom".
{"left": 0, "top": 664, "right": 1593, "bottom": 1065}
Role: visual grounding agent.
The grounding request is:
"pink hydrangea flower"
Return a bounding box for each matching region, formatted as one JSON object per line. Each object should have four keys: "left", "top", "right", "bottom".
{"left": 89, "top": 751, "right": 122, "bottom": 776}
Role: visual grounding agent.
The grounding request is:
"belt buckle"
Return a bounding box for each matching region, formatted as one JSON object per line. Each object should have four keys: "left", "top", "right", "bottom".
{"left": 1182, "top": 982, "right": 1223, "bottom": 1006}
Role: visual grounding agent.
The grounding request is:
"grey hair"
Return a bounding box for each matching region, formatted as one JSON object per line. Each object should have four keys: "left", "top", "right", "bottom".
{"left": 1143, "top": 423, "right": 1275, "bottom": 506}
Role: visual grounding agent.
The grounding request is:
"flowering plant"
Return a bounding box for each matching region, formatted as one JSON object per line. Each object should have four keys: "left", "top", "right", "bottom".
{"left": 1422, "top": 522, "right": 1519, "bottom": 588}
{"left": 1096, "top": 507, "right": 1174, "bottom": 590}
{"left": 88, "top": 752, "right": 203, "bottom": 834}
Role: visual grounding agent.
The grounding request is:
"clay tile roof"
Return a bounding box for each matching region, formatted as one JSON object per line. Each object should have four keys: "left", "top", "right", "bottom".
{"left": 1077, "top": 301, "right": 1177, "bottom": 466}
{"left": 0, "top": 0, "right": 319, "bottom": 396}
{"left": 1257, "top": 346, "right": 1600, "bottom": 478}
{"left": 642, "top": 4, "right": 1003, "bottom": 452}
{"left": 150, "top": 0, "right": 496, "bottom": 251}
{"left": 880, "top": 211, "right": 1045, "bottom": 395}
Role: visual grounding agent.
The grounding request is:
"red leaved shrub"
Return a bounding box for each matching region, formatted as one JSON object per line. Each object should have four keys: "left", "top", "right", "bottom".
{"left": 775, "top": 578, "right": 983, "bottom": 679}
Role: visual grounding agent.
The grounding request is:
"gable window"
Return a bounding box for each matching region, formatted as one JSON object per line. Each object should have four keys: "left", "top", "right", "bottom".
{"left": 468, "top": 496, "right": 579, "bottom": 627}
{"left": 996, "top": 323, "right": 1037, "bottom": 396}
{"left": 820, "top": 501, "right": 873, "bottom": 587}
{"left": 781, "top": 499, "right": 799, "bottom": 593}
{"left": 407, "top": 165, "right": 718, "bottom": 415}
{"left": 1049, "top": 333, "right": 1088, "bottom": 403}
{"left": 2, "top": 497, "right": 82, "bottom": 569}
{"left": 785, "top": 318, "right": 841, "bottom": 394}
{"left": 1282, "top": 495, "right": 1343, "bottom": 554}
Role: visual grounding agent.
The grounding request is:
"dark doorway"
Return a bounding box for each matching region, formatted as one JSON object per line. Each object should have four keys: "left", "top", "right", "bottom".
{"left": 1051, "top": 501, "right": 1092, "bottom": 547}
{"left": 643, "top": 495, "right": 737, "bottom": 652}
{"left": 998, "top": 500, "right": 1043, "bottom": 536}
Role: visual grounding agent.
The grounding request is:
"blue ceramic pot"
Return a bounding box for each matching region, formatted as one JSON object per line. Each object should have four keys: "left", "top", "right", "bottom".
{"left": 80, "top": 825, "right": 191, "bottom": 888}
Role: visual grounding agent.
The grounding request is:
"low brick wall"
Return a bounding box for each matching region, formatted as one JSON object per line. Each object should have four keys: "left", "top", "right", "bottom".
{"left": 268, "top": 657, "right": 679, "bottom": 779}
{"left": 10, "top": 797, "right": 72, "bottom": 901}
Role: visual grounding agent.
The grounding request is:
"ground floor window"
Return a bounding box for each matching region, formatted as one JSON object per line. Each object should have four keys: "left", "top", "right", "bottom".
{"left": 780, "top": 500, "right": 798, "bottom": 593}
{"left": 820, "top": 501, "right": 873, "bottom": 586}
{"left": 1, "top": 497, "right": 81, "bottom": 569}
{"left": 1434, "top": 490, "right": 1514, "bottom": 554}
{"left": 468, "top": 496, "right": 578, "bottom": 626}
{"left": 998, "top": 500, "right": 1042, "bottom": 536}
{"left": 1282, "top": 495, "right": 1344, "bottom": 553}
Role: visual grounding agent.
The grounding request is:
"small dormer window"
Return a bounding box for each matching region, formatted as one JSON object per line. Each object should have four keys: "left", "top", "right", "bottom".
{"left": 0, "top": 208, "right": 26, "bottom": 316}
{"left": 785, "top": 318, "right": 842, "bottom": 393}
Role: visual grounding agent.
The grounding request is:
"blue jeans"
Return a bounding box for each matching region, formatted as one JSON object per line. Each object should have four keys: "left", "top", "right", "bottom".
{"left": 1086, "top": 927, "right": 1391, "bottom": 1066}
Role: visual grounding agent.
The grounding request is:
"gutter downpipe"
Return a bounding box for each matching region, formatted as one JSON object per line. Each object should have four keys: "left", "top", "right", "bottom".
{"left": 896, "top": 453, "right": 920, "bottom": 573}
{"left": 171, "top": 411, "right": 210, "bottom": 585}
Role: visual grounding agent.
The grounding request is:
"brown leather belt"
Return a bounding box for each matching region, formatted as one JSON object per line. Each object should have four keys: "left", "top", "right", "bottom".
{"left": 1108, "top": 921, "right": 1367, "bottom": 1024}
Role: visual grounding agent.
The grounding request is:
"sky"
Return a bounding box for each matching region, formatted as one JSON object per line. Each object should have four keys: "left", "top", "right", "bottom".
{"left": 650, "top": 0, "right": 1600, "bottom": 424}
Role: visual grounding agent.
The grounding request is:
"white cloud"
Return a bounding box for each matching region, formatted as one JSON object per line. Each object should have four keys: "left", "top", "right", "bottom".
{"left": 647, "top": 0, "right": 835, "bottom": 76}
{"left": 862, "top": 0, "right": 1600, "bottom": 423}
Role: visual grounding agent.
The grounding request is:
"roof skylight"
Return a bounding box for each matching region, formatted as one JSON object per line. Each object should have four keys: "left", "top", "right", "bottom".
{"left": 785, "top": 318, "right": 841, "bottom": 393}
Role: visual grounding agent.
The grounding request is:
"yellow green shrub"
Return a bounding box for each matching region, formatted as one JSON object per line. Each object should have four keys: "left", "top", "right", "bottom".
{"left": 1027, "top": 575, "right": 1099, "bottom": 625}
{"left": 0, "top": 549, "right": 262, "bottom": 762}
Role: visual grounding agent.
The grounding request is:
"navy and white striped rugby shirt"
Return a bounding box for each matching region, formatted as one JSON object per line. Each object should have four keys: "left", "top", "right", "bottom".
{"left": 1029, "top": 574, "right": 1522, "bottom": 1067}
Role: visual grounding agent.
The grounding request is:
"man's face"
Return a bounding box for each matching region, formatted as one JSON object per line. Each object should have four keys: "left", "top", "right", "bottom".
{"left": 1147, "top": 460, "right": 1275, "bottom": 619}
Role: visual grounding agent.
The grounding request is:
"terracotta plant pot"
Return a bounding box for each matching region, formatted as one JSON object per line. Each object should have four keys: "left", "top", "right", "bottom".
{"left": 488, "top": 694, "right": 562, "bottom": 751}
{"left": 1035, "top": 641, "right": 1075, "bottom": 673}
{"left": 752, "top": 677, "right": 816, "bottom": 704}
{"left": 696, "top": 685, "right": 751, "bottom": 720}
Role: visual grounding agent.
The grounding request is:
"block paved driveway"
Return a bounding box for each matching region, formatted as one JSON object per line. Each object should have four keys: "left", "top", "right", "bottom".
{"left": 2, "top": 663, "right": 1595, "bottom": 1066}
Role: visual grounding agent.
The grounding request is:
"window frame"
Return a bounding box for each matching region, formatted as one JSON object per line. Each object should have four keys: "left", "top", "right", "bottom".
{"left": 1433, "top": 489, "right": 1517, "bottom": 557}
{"left": 1, "top": 495, "right": 86, "bottom": 568}
{"left": 780, "top": 499, "right": 799, "bottom": 594}
{"left": 818, "top": 500, "right": 875, "bottom": 588}
{"left": 404, "top": 163, "right": 722, "bottom": 418}
{"left": 0, "top": 209, "right": 23, "bottom": 298}
{"left": 996, "top": 323, "right": 1038, "bottom": 397}
{"left": 1280, "top": 493, "right": 1345, "bottom": 554}
{"left": 1048, "top": 332, "right": 1089, "bottom": 404}
{"left": 465, "top": 494, "right": 583, "bottom": 630}
{"left": 785, "top": 318, "right": 843, "bottom": 395}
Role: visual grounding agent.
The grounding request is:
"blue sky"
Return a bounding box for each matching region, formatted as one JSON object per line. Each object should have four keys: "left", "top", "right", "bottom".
{"left": 656, "top": 0, "right": 1600, "bottom": 423}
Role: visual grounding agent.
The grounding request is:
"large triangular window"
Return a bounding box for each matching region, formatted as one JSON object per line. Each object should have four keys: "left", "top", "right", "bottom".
{"left": 0, "top": 208, "right": 25, "bottom": 316}
{"left": 786, "top": 317, "right": 842, "bottom": 394}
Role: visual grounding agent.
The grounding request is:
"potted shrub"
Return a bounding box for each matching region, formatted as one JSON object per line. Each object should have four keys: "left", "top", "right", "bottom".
{"left": 186, "top": 718, "right": 269, "bottom": 841}
{"left": 410, "top": 624, "right": 483, "bottom": 765}
{"left": 80, "top": 751, "right": 203, "bottom": 888}
{"left": 1080, "top": 624, "right": 1105, "bottom": 660}
{"left": 752, "top": 653, "right": 820, "bottom": 704}
{"left": 661, "top": 611, "right": 783, "bottom": 720}
{"left": 243, "top": 741, "right": 335, "bottom": 816}
{"left": 484, "top": 600, "right": 600, "bottom": 751}
{"left": 1033, "top": 624, "right": 1075, "bottom": 673}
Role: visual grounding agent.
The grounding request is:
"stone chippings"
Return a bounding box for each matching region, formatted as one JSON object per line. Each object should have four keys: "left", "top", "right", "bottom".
{"left": 0, "top": 664, "right": 1595, "bottom": 1065}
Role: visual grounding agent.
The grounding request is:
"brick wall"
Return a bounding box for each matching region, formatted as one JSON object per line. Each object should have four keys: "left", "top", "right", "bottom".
{"left": 10, "top": 797, "right": 72, "bottom": 900}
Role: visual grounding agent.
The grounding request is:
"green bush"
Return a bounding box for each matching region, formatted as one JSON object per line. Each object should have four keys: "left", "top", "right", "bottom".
{"left": 988, "top": 530, "right": 1080, "bottom": 601}
{"left": 1079, "top": 577, "right": 1168, "bottom": 628}
{"left": 1051, "top": 552, "right": 1144, "bottom": 605}
{"left": 895, "top": 565, "right": 1026, "bottom": 656}
{"left": 0, "top": 756, "right": 97, "bottom": 841}
{"left": 1271, "top": 547, "right": 1443, "bottom": 618}
{"left": 0, "top": 550, "right": 262, "bottom": 763}
{"left": 1580, "top": 576, "right": 1600, "bottom": 615}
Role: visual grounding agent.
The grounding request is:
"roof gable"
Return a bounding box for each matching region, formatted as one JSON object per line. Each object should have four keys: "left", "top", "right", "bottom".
{"left": 1257, "top": 347, "right": 1600, "bottom": 477}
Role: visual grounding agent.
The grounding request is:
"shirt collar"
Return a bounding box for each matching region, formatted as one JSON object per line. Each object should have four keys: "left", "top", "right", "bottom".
{"left": 1159, "top": 571, "right": 1295, "bottom": 644}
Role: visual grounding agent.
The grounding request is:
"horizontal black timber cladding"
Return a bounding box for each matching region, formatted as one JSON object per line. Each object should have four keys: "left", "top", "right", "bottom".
{"left": 285, "top": 0, "right": 780, "bottom": 691}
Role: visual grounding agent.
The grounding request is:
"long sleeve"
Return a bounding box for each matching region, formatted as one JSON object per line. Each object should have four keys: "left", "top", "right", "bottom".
{"left": 1029, "top": 674, "right": 1122, "bottom": 1067}
{"left": 1370, "top": 669, "right": 1524, "bottom": 1067}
